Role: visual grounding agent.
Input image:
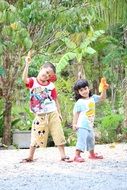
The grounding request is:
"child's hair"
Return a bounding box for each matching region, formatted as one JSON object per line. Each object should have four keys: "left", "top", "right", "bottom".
{"left": 73, "top": 79, "right": 92, "bottom": 100}
{"left": 42, "top": 62, "right": 56, "bottom": 73}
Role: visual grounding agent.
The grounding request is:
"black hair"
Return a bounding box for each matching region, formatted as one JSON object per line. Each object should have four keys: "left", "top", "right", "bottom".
{"left": 73, "top": 79, "right": 92, "bottom": 101}
{"left": 42, "top": 62, "right": 56, "bottom": 73}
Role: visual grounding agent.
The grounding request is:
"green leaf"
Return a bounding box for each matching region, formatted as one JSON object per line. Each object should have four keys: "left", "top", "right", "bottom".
{"left": 57, "top": 52, "right": 76, "bottom": 73}
{"left": 0, "top": 67, "right": 5, "bottom": 76}
{"left": 85, "top": 47, "right": 96, "bottom": 55}
{"left": 0, "top": 43, "right": 3, "bottom": 55}
{"left": 0, "top": 0, "right": 9, "bottom": 12}
{"left": 90, "top": 30, "right": 105, "bottom": 42}
{"left": 63, "top": 38, "right": 76, "bottom": 49}
{"left": 9, "top": 5, "right": 16, "bottom": 12}
{"left": 23, "top": 37, "right": 33, "bottom": 50}
{"left": 76, "top": 53, "right": 83, "bottom": 62}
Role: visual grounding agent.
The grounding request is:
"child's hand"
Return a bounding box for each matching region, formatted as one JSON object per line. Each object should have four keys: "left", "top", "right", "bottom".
{"left": 73, "top": 124, "right": 78, "bottom": 131}
{"left": 99, "top": 77, "right": 109, "bottom": 93}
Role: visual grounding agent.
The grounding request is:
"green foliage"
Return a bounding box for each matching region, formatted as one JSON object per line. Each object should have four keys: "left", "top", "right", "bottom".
{"left": 57, "top": 52, "right": 76, "bottom": 74}
{"left": 0, "top": 66, "right": 5, "bottom": 76}
{"left": 0, "top": 100, "right": 4, "bottom": 137}
{"left": 98, "top": 113, "right": 123, "bottom": 143}
{"left": 0, "top": 0, "right": 9, "bottom": 12}
{"left": 0, "top": 0, "right": 127, "bottom": 146}
{"left": 56, "top": 77, "right": 74, "bottom": 125}
{"left": 55, "top": 76, "right": 78, "bottom": 146}
{"left": 0, "top": 112, "right": 4, "bottom": 137}
{"left": 64, "top": 127, "right": 76, "bottom": 146}
{"left": 0, "top": 101, "right": 21, "bottom": 137}
{"left": 122, "top": 127, "right": 127, "bottom": 139}
{"left": 12, "top": 104, "right": 34, "bottom": 131}
{"left": 57, "top": 29, "right": 105, "bottom": 73}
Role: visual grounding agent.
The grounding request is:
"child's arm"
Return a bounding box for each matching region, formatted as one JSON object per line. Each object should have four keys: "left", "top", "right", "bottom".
{"left": 55, "top": 98, "right": 62, "bottom": 120}
{"left": 100, "top": 89, "right": 107, "bottom": 101}
{"left": 22, "top": 51, "right": 32, "bottom": 84}
{"left": 72, "top": 112, "right": 80, "bottom": 131}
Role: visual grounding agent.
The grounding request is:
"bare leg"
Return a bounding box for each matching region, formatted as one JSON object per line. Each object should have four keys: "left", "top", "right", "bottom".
{"left": 75, "top": 149, "right": 81, "bottom": 157}
{"left": 89, "top": 149, "right": 94, "bottom": 155}
{"left": 20, "top": 146, "right": 36, "bottom": 163}
{"left": 27, "top": 146, "right": 36, "bottom": 160}
{"left": 57, "top": 145, "right": 73, "bottom": 162}
{"left": 57, "top": 144, "right": 66, "bottom": 159}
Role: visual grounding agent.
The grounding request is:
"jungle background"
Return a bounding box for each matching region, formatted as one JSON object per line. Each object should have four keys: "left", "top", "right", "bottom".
{"left": 0, "top": 0, "right": 127, "bottom": 147}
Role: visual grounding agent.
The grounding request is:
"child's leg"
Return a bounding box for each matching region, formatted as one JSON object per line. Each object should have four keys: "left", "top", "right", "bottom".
{"left": 73, "top": 128, "right": 86, "bottom": 162}
{"left": 27, "top": 145, "right": 36, "bottom": 160}
{"left": 57, "top": 144, "right": 66, "bottom": 159}
{"left": 57, "top": 145, "right": 73, "bottom": 162}
{"left": 20, "top": 146, "right": 36, "bottom": 163}
{"left": 21, "top": 115, "right": 48, "bottom": 163}
{"left": 49, "top": 111, "right": 66, "bottom": 158}
{"left": 88, "top": 131, "right": 103, "bottom": 159}
{"left": 75, "top": 149, "right": 81, "bottom": 157}
{"left": 49, "top": 111, "right": 73, "bottom": 162}
{"left": 74, "top": 149, "right": 85, "bottom": 162}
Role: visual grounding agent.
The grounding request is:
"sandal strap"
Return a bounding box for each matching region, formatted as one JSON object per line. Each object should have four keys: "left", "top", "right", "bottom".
{"left": 61, "top": 156, "right": 73, "bottom": 162}
{"left": 20, "top": 158, "right": 33, "bottom": 163}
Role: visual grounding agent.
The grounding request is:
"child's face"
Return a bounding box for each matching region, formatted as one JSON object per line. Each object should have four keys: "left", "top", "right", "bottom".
{"left": 78, "top": 86, "right": 89, "bottom": 98}
{"left": 37, "top": 67, "right": 55, "bottom": 82}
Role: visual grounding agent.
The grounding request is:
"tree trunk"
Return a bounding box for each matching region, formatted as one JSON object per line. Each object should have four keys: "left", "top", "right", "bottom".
{"left": 2, "top": 99, "right": 12, "bottom": 146}
{"left": 1, "top": 51, "right": 21, "bottom": 146}
{"left": 124, "top": 92, "right": 127, "bottom": 128}
{"left": 73, "top": 62, "right": 86, "bottom": 80}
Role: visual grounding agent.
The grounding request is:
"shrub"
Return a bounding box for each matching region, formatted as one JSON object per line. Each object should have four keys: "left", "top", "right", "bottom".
{"left": 98, "top": 113, "right": 123, "bottom": 143}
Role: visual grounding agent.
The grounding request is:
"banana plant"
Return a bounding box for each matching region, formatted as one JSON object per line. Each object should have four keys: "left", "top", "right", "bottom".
{"left": 57, "top": 30, "right": 105, "bottom": 76}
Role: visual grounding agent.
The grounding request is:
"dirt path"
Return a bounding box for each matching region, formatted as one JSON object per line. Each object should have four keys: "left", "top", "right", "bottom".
{"left": 0, "top": 143, "right": 127, "bottom": 190}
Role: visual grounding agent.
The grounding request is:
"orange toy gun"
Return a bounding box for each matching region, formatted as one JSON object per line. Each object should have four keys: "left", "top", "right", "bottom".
{"left": 99, "top": 77, "right": 109, "bottom": 93}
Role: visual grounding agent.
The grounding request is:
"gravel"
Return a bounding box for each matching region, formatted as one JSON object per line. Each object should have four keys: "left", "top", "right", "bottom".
{"left": 0, "top": 143, "right": 127, "bottom": 190}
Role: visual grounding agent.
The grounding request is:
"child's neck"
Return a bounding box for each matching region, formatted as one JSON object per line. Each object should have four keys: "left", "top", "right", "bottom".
{"left": 82, "top": 96, "right": 89, "bottom": 99}
{"left": 37, "top": 78, "right": 49, "bottom": 85}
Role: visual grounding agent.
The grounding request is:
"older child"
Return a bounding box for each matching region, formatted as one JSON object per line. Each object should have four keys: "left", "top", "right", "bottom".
{"left": 21, "top": 54, "right": 72, "bottom": 163}
{"left": 72, "top": 78, "right": 108, "bottom": 162}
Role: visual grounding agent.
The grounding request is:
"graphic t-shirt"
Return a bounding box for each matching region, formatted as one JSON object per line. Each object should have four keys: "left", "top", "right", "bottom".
{"left": 26, "top": 77, "right": 57, "bottom": 114}
{"left": 73, "top": 95, "right": 100, "bottom": 130}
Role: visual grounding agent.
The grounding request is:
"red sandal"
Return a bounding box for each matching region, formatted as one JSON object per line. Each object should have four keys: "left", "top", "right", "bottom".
{"left": 89, "top": 153, "right": 103, "bottom": 159}
{"left": 74, "top": 156, "right": 85, "bottom": 162}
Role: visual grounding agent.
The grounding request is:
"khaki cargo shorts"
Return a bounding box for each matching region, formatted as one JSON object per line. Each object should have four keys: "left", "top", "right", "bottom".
{"left": 30, "top": 111, "right": 66, "bottom": 148}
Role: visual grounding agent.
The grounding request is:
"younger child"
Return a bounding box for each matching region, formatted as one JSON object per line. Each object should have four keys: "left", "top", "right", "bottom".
{"left": 72, "top": 78, "right": 108, "bottom": 162}
{"left": 21, "top": 54, "right": 72, "bottom": 163}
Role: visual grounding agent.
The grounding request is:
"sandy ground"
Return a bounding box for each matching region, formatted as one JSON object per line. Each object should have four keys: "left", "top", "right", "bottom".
{"left": 0, "top": 143, "right": 127, "bottom": 190}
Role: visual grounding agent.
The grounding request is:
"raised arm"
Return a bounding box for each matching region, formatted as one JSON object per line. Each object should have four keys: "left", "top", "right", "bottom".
{"left": 22, "top": 51, "right": 32, "bottom": 84}
{"left": 100, "top": 89, "right": 107, "bottom": 101}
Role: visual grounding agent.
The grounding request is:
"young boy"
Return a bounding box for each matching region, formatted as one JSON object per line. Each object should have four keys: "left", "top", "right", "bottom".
{"left": 21, "top": 54, "right": 72, "bottom": 163}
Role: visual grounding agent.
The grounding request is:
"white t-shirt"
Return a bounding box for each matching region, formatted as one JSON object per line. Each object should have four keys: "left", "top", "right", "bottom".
{"left": 26, "top": 77, "right": 57, "bottom": 114}
{"left": 73, "top": 95, "right": 100, "bottom": 130}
